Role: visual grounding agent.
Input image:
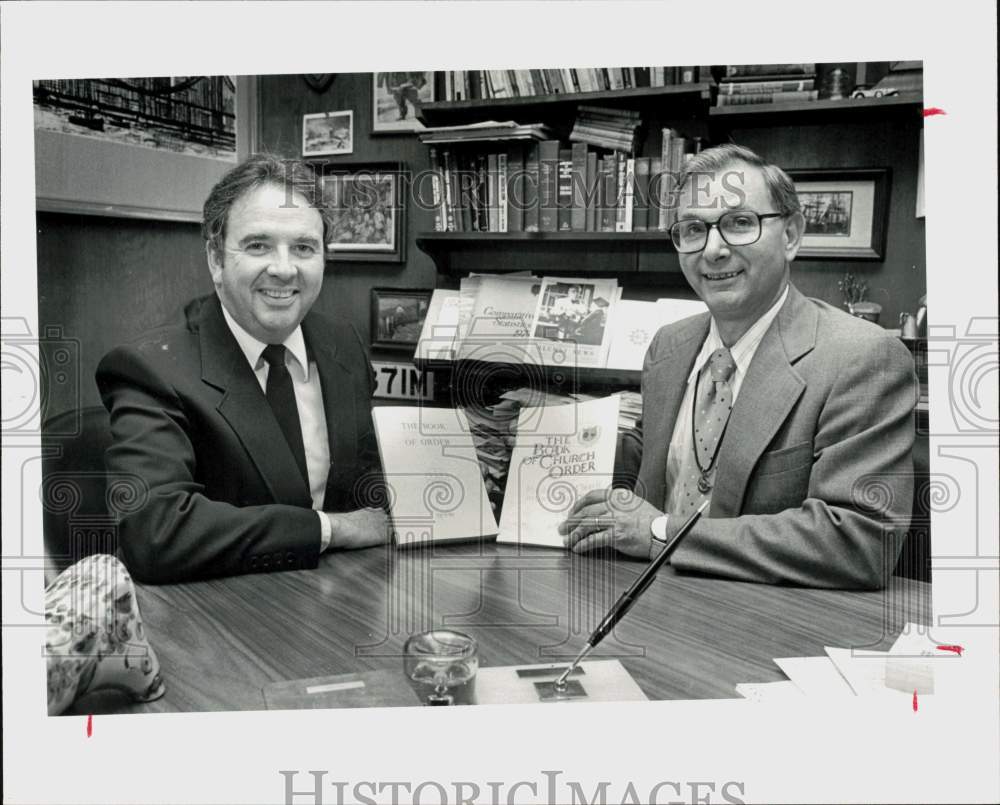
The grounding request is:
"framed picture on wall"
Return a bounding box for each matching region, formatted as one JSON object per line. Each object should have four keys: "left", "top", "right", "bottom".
{"left": 372, "top": 72, "right": 435, "bottom": 134}
{"left": 321, "top": 163, "right": 406, "bottom": 262}
{"left": 788, "top": 168, "right": 891, "bottom": 260}
{"left": 302, "top": 110, "right": 353, "bottom": 157}
{"left": 371, "top": 288, "right": 433, "bottom": 351}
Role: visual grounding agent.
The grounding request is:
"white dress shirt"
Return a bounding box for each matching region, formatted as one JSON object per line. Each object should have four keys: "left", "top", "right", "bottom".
{"left": 663, "top": 285, "right": 789, "bottom": 515}
{"left": 220, "top": 306, "right": 333, "bottom": 550}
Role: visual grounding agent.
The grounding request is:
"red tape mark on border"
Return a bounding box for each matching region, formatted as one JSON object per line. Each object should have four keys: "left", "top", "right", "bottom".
{"left": 912, "top": 690, "right": 918, "bottom": 712}
{"left": 937, "top": 644, "right": 964, "bottom": 656}
{"left": 923, "top": 107, "right": 947, "bottom": 117}
{"left": 86, "top": 714, "right": 93, "bottom": 737}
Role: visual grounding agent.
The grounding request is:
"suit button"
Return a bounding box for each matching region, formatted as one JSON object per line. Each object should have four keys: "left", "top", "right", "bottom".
{"left": 261, "top": 556, "right": 271, "bottom": 570}
{"left": 250, "top": 557, "right": 258, "bottom": 569}
{"left": 286, "top": 551, "right": 296, "bottom": 566}
{"left": 274, "top": 551, "right": 283, "bottom": 565}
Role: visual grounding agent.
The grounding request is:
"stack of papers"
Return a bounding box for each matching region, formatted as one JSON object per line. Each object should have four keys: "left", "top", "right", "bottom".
{"left": 419, "top": 120, "right": 554, "bottom": 144}
{"left": 736, "top": 623, "right": 985, "bottom": 703}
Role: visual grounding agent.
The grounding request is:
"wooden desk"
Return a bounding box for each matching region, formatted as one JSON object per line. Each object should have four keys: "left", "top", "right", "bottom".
{"left": 87, "top": 543, "right": 931, "bottom": 713}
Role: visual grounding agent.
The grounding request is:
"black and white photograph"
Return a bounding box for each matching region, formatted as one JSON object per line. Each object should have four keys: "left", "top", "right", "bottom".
{"left": 372, "top": 70, "right": 433, "bottom": 133}
{"left": 301, "top": 109, "right": 353, "bottom": 156}
{"left": 370, "top": 288, "right": 431, "bottom": 350}
{"left": 799, "top": 190, "right": 852, "bottom": 235}
{"left": 532, "top": 282, "right": 610, "bottom": 346}
{"left": 3, "top": 4, "right": 998, "bottom": 803}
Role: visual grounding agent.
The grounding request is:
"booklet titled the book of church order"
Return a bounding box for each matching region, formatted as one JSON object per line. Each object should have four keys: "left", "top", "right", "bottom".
{"left": 497, "top": 394, "right": 621, "bottom": 548}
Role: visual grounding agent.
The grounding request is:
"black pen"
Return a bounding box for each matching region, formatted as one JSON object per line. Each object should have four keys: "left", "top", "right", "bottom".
{"left": 553, "top": 499, "right": 709, "bottom": 692}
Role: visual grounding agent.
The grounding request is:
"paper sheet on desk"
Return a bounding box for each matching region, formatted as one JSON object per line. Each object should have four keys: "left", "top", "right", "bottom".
{"left": 773, "top": 656, "right": 855, "bottom": 697}
{"left": 735, "top": 681, "right": 804, "bottom": 703}
{"left": 825, "top": 647, "right": 905, "bottom": 698}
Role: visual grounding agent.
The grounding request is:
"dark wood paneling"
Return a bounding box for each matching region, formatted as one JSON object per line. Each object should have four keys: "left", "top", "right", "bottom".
{"left": 726, "top": 113, "right": 926, "bottom": 328}
{"left": 257, "top": 72, "right": 438, "bottom": 361}
{"left": 36, "top": 212, "right": 212, "bottom": 419}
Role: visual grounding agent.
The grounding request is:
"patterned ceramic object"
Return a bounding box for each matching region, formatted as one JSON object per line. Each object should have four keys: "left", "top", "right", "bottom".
{"left": 46, "top": 554, "right": 165, "bottom": 715}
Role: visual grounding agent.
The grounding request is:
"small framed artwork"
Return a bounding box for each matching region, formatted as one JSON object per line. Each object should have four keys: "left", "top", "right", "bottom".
{"left": 372, "top": 71, "right": 435, "bottom": 134}
{"left": 788, "top": 168, "right": 891, "bottom": 260}
{"left": 322, "top": 163, "right": 406, "bottom": 263}
{"left": 302, "top": 110, "right": 353, "bottom": 157}
{"left": 371, "top": 288, "right": 433, "bottom": 351}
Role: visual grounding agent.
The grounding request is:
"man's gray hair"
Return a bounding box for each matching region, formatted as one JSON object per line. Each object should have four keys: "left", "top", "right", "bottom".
{"left": 202, "top": 153, "right": 331, "bottom": 256}
{"left": 676, "top": 143, "right": 801, "bottom": 216}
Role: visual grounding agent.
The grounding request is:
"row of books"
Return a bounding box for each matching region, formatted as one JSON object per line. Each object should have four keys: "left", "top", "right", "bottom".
{"left": 716, "top": 63, "right": 818, "bottom": 107}
{"left": 426, "top": 129, "right": 704, "bottom": 234}
{"left": 416, "top": 274, "right": 706, "bottom": 372}
{"left": 569, "top": 105, "right": 642, "bottom": 153}
{"left": 443, "top": 66, "right": 712, "bottom": 102}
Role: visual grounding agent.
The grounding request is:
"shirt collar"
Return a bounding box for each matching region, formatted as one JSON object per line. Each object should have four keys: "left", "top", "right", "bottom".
{"left": 688, "top": 284, "right": 789, "bottom": 382}
{"left": 220, "top": 301, "right": 310, "bottom": 380}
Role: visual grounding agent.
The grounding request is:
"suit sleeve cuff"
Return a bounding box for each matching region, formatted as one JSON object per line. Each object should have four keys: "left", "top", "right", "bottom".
{"left": 318, "top": 511, "right": 332, "bottom": 552}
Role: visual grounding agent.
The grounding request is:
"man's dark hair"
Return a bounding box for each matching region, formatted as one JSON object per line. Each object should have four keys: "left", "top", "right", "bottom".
{"left": 202, "top": 153, "right": 331, "bottom": 257}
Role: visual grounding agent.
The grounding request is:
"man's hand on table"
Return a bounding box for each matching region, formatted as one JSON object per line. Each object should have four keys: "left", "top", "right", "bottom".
{"left": 559, "top": 488, "right": 663, "bottom": 559}
{"left": 325, "top": 507, "right": 391, "bottom": 551}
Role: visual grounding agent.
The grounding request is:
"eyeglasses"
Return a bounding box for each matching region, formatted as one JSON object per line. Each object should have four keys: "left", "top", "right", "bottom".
{"left": 670, "top": 211, "right": 785, "bottom": 254}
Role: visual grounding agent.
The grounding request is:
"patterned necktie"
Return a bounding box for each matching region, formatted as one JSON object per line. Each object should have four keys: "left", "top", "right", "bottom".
{"left": 262, "top": 344, "right": 309, "bottom": 488}
{"left": 674, "top": 347, "right": 737, "bottom": 519}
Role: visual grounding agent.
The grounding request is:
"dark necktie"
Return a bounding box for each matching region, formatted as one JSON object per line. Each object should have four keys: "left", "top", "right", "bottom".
{"left": 262, "top": 344, "right": 309, "bottom": 489}
{"left": 673, "top": 347, "right": 737, "bottom": 519}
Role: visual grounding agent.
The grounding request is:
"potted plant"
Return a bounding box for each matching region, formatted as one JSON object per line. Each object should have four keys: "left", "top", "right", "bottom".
{"left": 838, "top": 272, "right": 882, "bottom": 323}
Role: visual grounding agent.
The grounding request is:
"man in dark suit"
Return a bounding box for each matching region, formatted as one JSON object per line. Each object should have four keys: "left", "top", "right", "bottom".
{"left": 562, "top": 144, "right": 916, "bottom": 589}
{"left": 97, "top": 155, "right": 388, "bottom": 583}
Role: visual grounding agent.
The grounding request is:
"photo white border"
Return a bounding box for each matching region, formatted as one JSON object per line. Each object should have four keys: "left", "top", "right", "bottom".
{"left": 301, "top": 109, "right": 354, "bottom": 157}
{"left": 3, "top": 2, "right": 997, "bottom": 804}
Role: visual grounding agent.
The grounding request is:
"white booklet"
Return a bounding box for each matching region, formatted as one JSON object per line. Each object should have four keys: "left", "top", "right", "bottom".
{"left": 605, "top": 298, "right": 707, "bottom": 371}
{"left": 372, "top": 406, "right": 498, "bottom": 545}
{"left": 415, "top": 289, "right": 461, "bottom": 361}
{"left": 497, "top": 394, "right": 621, "bottom": 548}
{"left": 457, "top": 274, "right": 542, "bottom": 363}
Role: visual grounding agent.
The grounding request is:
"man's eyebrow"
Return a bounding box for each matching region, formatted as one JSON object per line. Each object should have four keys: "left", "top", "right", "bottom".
{"left": 236, "top": 233, "right": 273, "bottom": 246}
{"left": 293, "top": 235, "right": 323, "bottom": 246}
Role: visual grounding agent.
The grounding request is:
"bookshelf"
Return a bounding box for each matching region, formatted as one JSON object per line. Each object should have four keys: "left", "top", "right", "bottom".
{"left": 414, "top": 73, "right": 923, "bottom": 280}
{"left": 416, "top": 231, "right": 680, "bottom": 277}
{"left": 708, "top": 93, "right": 922, "bottom": 118}
{"left": 419, "top": 82, "right": 713, "bottom": 127}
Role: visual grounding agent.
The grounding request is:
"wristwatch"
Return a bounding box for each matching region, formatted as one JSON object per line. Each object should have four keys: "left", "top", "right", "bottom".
{"left": 650, "top": 514, "right": 670, "bottom": 545}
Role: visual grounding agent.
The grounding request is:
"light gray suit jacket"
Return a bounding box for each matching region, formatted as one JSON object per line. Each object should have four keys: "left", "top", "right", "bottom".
{"left": 628, "top": 284, "right": 917, "bottom": 589}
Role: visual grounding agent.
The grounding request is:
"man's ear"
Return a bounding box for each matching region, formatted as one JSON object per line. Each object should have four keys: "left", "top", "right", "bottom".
{"left": 783, "top": 211, "right": 806, "bottom": 262}
{"left": 205, "top": 240, "right": 224, "bottom": 289}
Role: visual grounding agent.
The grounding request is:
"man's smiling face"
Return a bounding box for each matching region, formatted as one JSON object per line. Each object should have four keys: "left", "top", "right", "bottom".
{"left": 207, "top": 182, "right": 325, "bottom": 344}
{"left": 676, "top": 162, "right": 801, "bottom": 339}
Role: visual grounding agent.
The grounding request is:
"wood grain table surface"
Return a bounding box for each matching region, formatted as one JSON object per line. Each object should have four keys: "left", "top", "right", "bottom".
{"left": 77, "top": 542, "right": 931, "bottom": 713}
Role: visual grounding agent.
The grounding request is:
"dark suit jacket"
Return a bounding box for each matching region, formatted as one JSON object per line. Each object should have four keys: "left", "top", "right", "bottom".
{"left": 96, "top": 294, "right": 382, "bottom": 584}
{"left": 626, "top": 284, "right": 917, "bottom": 589}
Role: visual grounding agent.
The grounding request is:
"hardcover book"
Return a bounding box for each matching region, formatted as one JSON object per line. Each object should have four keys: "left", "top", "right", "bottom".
{"left": 537, "top": 140, "right": 561, "bottom": 232}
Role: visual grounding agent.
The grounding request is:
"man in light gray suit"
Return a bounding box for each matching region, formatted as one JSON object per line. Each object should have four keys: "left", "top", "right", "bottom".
{"left": 562, "top": 144, "right": 916, "bottom": 589}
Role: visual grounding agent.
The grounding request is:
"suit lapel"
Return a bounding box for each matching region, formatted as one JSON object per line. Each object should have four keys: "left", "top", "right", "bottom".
{"left": 640, "top": 315, "right": 709, "bottom": 507}
{"left": 302, "top": 317, "right": 359, "bottom": 510}
{"left": 199, "top": 296, "right": 313, "bottom": 507}
{"left": 711, "top": 285, "right": 816, "bottom": 516}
